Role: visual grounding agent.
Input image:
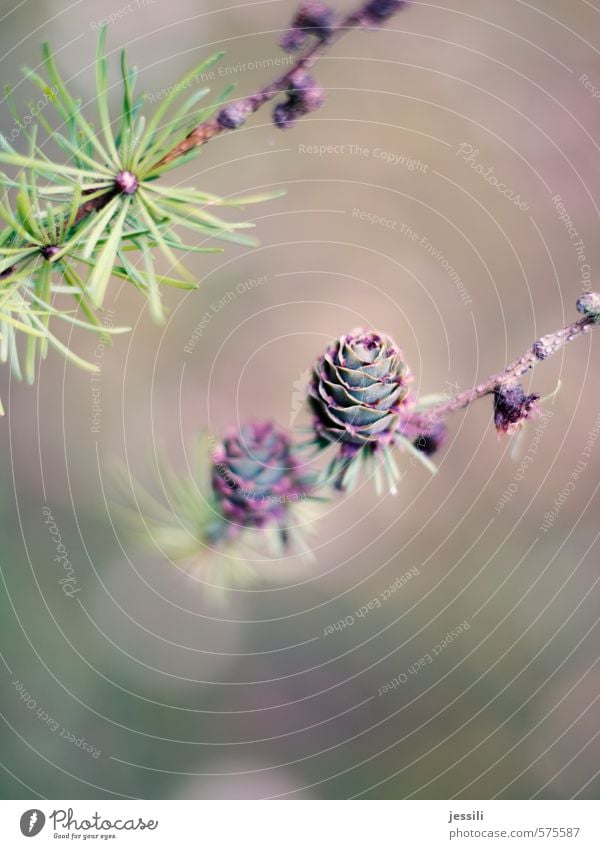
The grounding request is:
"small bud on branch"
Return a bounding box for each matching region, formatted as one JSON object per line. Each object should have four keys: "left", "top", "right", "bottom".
{"left": 121, "top": 294, "right": 599, "bottom": 570}
{"left": 361, "top": 0, "right": 409, "bottom": 25}
{"left": 280, "top": 2, "right": 336, "bottom": 52}
{"left": 413, "top": 419, "right": 448, "bottom": 456}
{"left": 156, "top": 0, "right": 411, "bottom": 167}
{"left": 306, "top": 294, "right": 598, "bottom": 493}
{"left": 577, "top": 292, "right": 600, "bottom": 323}
{"left": 272, "top": 71, "right": 325, "bottom": 129}
{"left": 0, "top": 0, "right": 413, "bottom": 411}
{"left": 493, "top": 382, "right": 541, "bottom": 436}
{"left": 400, "top": 294, "right": 599, "bottom": 450}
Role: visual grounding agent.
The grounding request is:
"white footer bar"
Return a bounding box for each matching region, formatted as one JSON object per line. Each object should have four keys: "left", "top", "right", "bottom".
{"left": 0, "top": 800, "right": 598, "bottom": 847}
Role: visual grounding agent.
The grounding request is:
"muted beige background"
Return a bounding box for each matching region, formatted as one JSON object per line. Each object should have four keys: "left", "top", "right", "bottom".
{"left": 0, "top": 0, "right": 599, "bottom": 799}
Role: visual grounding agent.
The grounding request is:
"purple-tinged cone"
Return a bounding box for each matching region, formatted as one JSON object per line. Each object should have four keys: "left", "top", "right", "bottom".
{"left": 493, "top": 381, "right": 540, "bottom": 436}
{"left": 210, "top": 421, "right": 313, "bottom": 544}
{"left": 309, "top": 329, "right": 413, "bottom": 491}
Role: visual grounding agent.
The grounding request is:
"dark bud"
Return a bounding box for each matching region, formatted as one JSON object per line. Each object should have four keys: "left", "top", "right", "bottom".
{"left": 273, "top": 72, "right": 325, "bottom": 130}
{"left": 273, "top": 102, "right": 296, "bottom": 130}
{"left": 217, "top": 100, "right": 254, "bottom": 130}
{"left": 295, "top": 2, "right": 335, "bottom": 39}
{"left": 533, "top": 338, "right": 551, "bottom": 360}
{"left": 493, "top": 381, "right": 540, "bottom": 436}
{"left": 576, "top": 291, "right": 600, "bottom": 323}
{"left": 290, "top": 70, "right": 326, "bottom": 109}
{"left": 362, "top": 0, "right": 408, "bottom": 25}
{"left": 115, "top": 170, "right": 138, "bottom": 195}
{"left": 280, "top": 2, "right": 335, "bottom": 53}
{"left": 280, "top": 29, "right": 309, "bottom": 53}
{"left": 413, "top": 419, "right": 448, "bottom": 457}
{"left": 41, "top": 245, "right": 60, "bottom": 261}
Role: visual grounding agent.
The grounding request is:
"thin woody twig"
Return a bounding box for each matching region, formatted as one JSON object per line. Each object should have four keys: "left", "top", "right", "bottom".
{"left": 2, "top": 0, "right": 409, "bottom": 274}
{"left": 155, "top": 2, "right": 370, "bottom": 167}
{"left": 402, "top": 301, "right": 599, "bottom": 440}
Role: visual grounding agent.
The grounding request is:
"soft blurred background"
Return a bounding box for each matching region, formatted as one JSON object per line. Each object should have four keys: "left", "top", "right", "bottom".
{"left": 0, "top": 0, "right": 599, "bottom": 800}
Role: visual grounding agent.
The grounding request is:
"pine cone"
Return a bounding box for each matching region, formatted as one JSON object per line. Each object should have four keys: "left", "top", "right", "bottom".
{"left": 308, "top": 329, "right": 412, "bottom": 490}
{"left": 211, "top": 421, "right": 312, "bottom": 543}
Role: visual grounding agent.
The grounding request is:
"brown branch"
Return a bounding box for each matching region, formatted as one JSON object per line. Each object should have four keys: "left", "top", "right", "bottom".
{"left": 155, "top": 1, "right": 385, "bottom": 168}
{"left": 72, "top": 188, "right": 117, "bottom": 226}
{"left": 2, "top": 1, "right": 408, "bottom": 277}
{"left": 402, "top": 303, "right": 598, "bottom": 440}
{"left": 0, "top": 187, "right": 117, "bottom": 278}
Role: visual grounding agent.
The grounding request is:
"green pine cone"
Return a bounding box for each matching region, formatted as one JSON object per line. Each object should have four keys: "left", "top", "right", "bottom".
{"left": 309, "top": 328, "right": 412, "bottom": 449}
